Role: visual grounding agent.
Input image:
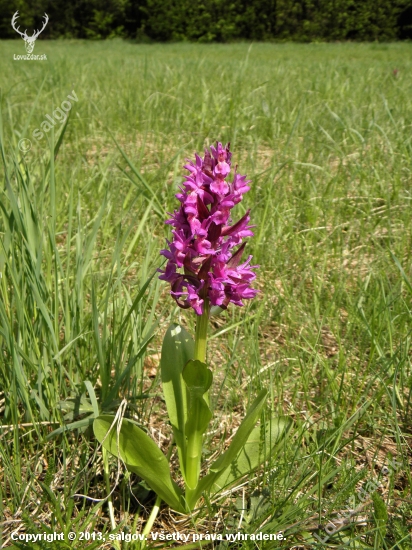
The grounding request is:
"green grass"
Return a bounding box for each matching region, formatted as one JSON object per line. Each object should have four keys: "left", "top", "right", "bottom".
{"left": 0, "top": 40, "right": 411, "bottom": 548}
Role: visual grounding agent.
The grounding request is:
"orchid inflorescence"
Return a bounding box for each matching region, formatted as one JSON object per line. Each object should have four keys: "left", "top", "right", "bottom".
{"left": 159, "top": 142, "right": 258, "bottom": 315}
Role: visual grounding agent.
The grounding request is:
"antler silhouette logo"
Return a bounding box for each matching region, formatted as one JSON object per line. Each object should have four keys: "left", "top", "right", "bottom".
{"left": 11, "top": 11, "right": 49, "bottom": 54}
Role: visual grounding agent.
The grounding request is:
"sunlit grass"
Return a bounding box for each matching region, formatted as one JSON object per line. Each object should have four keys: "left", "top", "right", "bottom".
{"left": 0, "top": 40, "right": 411, "bottom": 548}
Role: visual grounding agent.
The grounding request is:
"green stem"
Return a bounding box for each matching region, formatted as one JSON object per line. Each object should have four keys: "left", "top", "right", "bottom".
{"left": 194, "top": 299, "right": 209, "bottom": 362}
{"left": 195, "top": 298, "right": 210, "bottom": 411}
{"left": 185, "top": 299, "right": 210, "bottom": 505}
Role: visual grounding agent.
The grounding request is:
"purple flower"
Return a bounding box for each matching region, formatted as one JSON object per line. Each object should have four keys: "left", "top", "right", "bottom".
{"left": 158, "top": 142, "right": 258, "bottom": 315}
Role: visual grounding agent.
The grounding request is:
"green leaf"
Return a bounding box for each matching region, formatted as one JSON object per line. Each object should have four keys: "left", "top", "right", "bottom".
{"left": 93, "top": 415, "right": 185, "bottom": 513}
{"left": 160, "top": 323, "right": 194, "bottom": 476}
{"left": 186, "top": 389, "right": 268, "bottom": 508}
{"left": 183, "top": 361, "right": 213, "bottom": 439}
{"left": 391, "top": 252, "right": 412, "bottom": 296}
{"left": 116, "top": 271, "right": 157, "bottom": 338}
{"left": 182, "top": 360, "right": 213, "bottom": 489}
{"left": 212, "top": 416, "right": 293, "bottom": 493}
{"left": 84, "top": 381, "right": 100, "bottom": 418}
{"left": 111, "top": 132, "right": 166, "bottom": 218}
{"left": 47, "top": 415, "right": 94, "bottom": 439}
{"left": 210, "top": 389, "right": 268, "bottom": 473}
{"left": 182, "top": 360, "right": 213, "bottom": 397}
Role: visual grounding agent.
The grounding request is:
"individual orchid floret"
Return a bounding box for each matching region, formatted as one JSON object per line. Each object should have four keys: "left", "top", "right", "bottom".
{"left": 158, "top": 141, "right": 258, "bottom": 315}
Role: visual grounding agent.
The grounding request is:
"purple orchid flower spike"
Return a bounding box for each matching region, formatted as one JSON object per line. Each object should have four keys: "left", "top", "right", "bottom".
{"left": 159, "top": 142, "right": 258, "bottom": 315}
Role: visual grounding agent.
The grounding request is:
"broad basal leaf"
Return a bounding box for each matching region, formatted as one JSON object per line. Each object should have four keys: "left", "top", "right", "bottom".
{"left": 93, "top": 415, "right": 185, "bottom": 512}
{"left": 160, "top": 323, "right": 194, "bottom": 475}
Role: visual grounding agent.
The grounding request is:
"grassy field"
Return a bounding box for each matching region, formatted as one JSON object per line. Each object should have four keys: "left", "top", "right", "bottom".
{"left": 1, "top": 40, "right": 412, "bottom": 549}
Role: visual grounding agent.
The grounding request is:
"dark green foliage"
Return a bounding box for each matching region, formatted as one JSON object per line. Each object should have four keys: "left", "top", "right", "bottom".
{"left": 275, "top": 0, "right": 409, "bottom": 41}
{"left": 0, "top": 0, "right": 131, "bottom": 39}
{"left": 0, "top": 0, "right": 411, "bottom": 41}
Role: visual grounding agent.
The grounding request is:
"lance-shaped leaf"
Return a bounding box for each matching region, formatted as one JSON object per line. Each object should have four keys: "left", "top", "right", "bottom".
{"left": 93, "top": 415, "right": 185, "bottom": 513}
{"left": 182, "top": 360, "right": 213, "bottom": 489}
{"left": 211, "top": 416, "right": 293, "bottom": 493}
{"left": 186, "top": 389, "right": 267, "bottom": 509}
{"left": 210, "top": 388, "right": 267, "bottom": 473}
{"left": 160, "top": 323, "right": 194, "bottom": 477}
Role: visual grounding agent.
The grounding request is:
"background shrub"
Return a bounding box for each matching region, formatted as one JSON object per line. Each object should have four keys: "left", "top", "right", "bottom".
{"left": 1, "top": 0, "right": 411, "bottom": 41}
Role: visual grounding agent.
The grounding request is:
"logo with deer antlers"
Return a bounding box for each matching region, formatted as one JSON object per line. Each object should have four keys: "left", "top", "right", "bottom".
{"left": 11, "top": 11, "right": 49, "bottom": 54}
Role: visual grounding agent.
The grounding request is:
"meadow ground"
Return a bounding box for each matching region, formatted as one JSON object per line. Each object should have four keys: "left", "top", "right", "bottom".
{"left": 0, "top": 41, "right": 411, "bottom": 549}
